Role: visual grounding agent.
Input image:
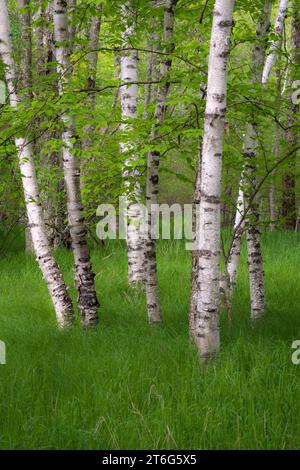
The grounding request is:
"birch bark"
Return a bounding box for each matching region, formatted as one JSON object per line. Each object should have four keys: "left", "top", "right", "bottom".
{"left": 120, "top": 2, "right": 146, "bottom": 285}
{"left": 53, "top": 0, "right": 99, "bottom": 326}
{"left": 0, "top": 0, "right": 74, "bottom": 326}
{"left": 242, "top": 1, "right": 272, "bottom": 319}
{"left": 145, "top": 0, "right": 177, "bottom": 324}
{"left": 81, "top": 4, "right": 102, "bottom": 173}
{"left": 227, "top": 1, "right": 272, "bottom": 310}
{"left": 194, "top": 0, "right": 235, "bottom": 359}
{"left": 281, "top": 0, "right": 299, "bottom": 229}
{"left": 262, "top": 0, "right": 289, "bottom": 85}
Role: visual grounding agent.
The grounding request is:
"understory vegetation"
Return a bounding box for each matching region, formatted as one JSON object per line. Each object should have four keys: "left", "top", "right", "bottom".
{"left": 0, "top": 231, "right": 300, "bottom": 450}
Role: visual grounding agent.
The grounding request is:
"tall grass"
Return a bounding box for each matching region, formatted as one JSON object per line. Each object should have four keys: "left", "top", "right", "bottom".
{"left": 0, "top": 231, "right": 300, "bottom": 449}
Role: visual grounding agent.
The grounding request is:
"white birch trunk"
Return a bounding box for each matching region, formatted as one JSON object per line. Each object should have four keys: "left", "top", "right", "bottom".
{"left": 262, "top": 0, "right": 289, "bottom": 85}
{"left": 227, "top": 1, "right": 272, "bottom": 308}
{"left": 189, "top": 153, "right": 201, "bottom": 338}
{"left": 242, "top": 2, "right": 272, "bottom": 319}
{"left": 145, "top": 0, "right": 177, "bottom": 324}
{"left": 0, "top": 0, "right": 74, "bottom": 326}
{"left": 195, "top": 0, "right": 235, "bottom": 360}
{"left": 120, "top": 2, "right": 146, "bottom": 285}
{"left": 243, "top": 123, "right": 265, "bottom": 319}
{"left": 227, "top": 184, "right": 245, "bottom": 288}
{"left": 281, "top": 0, "right": 299, "bottom": 230}
{"left": 53, "top": 0, "right": 99, "bottom": 326}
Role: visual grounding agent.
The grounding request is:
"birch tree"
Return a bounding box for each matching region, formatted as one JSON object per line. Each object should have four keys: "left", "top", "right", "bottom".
{"left": 53, "top": 0, "right": 99, "bottom": 326}
{"left": 226, "top": 184, "right": 245, "bottom": 288}
{"left": 269, "top": 64, "right": 283, "bottom": 231}
{"left": 189, "top": 157, "right": 201, "bottom": 338}
{"left": 194, "top": 0, "right": 235, "bottom": 360}
{"left": 238, "top": 1, "right": 272, "bottom": 319}
{"left": 262, "top": 0, "right": 289, "bottom": 85}
{"left": 17, "top": 0, "right": 34, "bottom": 252}
{"left": 145, "top": 0, "right": 177, "bottom": 324}
{"left": 81, "top": 3, "right": 102, "bottom": 177}
{"left": 82, "top": 2, "right": 102, "bottom": 147}
{"left": 120, "top": 1, "right": 146, "bottom": 285}
{"left": 281, "top": 0, "right": 299, "bottom": 229}
{"left": 227, "top": 1, "right": 278, "bottom": 308}
{"left": 0, "top": 0, "right": 74, "bottom": 327}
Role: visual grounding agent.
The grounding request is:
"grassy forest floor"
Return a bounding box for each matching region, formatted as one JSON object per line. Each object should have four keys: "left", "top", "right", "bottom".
{"left": 0, "top": 230, "right": 300, "bottom": 449}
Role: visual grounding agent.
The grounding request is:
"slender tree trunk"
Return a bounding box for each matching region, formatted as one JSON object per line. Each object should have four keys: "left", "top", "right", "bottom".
{"left": 281, "top": 1, "right": 299, "bottom": 230}
{"left": 227, "top": 1, "right": 272, "bottom": 310}
{"left": 262, "top": 0, "right": 289, "bottom": 85}
{"left": 120, "top": 2, "right": 146, "bottom": 285}
{"left": 227, "top": 184, "right": 245, "bottom": 288}
{"left": 17, "top": 0, "right": 32, "bottom": 92}
{"left": 82, "top": 4, "right": 102, "bottom": 149}
{"left": 269, "top": 58, "right": 283, "bottom": 232}
{"left": 143, "top": 8, "right": 161, "bottom": 119}
{"left": 68, "top": 0, "right": 77, "bottom": 44}
{"left": 269, "top": 122, "right": 280, "bottom": 231}
{"left": 0, "top": 0, "right": 74, "bottom": 326}
{"left": 145, "top": 0, "right": 177, "bottom": 324}
{"left": 244, "top": 124, "right": 265, "bottom": 319}
{"left": 194, "top": 0, "right": 235, "bottom": 360}
{"left": 189, "top": 151, "right": 201, "bottom": 339}
{"left": 242, "top": 4, "right": 272, "bottom": 320}
{"left": 81, "top": 4, "right": 102, "bottom": 191}
{"left": 18, "top": 0, "right": 34, "bottom": 254}
{"left": 53, "top": 0, "right": 99, "bottom": 326}
{"left": 32, "top": 1, "right": 68, "bottom": 248}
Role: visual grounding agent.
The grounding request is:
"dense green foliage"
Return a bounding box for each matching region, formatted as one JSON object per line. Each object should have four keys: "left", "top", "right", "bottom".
{"left": 1, "top": 0, "right": 299, "bottom": 233}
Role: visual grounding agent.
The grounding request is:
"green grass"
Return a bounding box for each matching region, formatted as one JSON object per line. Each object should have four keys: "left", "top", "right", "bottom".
{"left": 1, "top": 231, "right": 300, "bottom": 449}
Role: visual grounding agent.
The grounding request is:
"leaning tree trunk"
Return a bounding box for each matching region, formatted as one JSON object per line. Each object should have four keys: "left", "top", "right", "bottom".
{"left": 120, "top": 1, "right": 146, "bottom": 285}
{"left": 53, "top": 0, "right": 99, "bottom": 326}
{"left": 0, "top": 0, "right": 74, "bottom": 327}
{"left": 281, "top": 1, "right": 299, "bottom": 230}
{"left": 194, "top": 0, "right": 235, "bottom": 360}
{"left": 145, "top": 0, "right": 177, "bottom": 324}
